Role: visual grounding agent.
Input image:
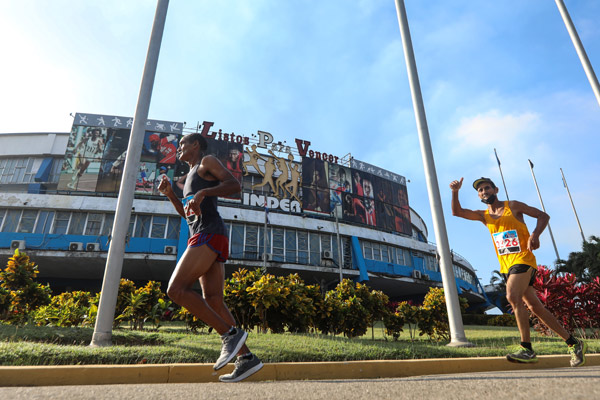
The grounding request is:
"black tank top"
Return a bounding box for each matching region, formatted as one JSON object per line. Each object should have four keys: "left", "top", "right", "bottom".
{"left": 183, "top": 164, "right": 226, "bottom": 236}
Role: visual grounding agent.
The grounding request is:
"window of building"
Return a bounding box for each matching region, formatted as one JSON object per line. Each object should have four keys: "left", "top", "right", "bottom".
{"left": 2, "top": 210, "right": 21, "bottom": 232}
{"left": 372, "top": 243, "right": 381, "bottom": 261}
{"left": 134, "top": 215, "right": 151, "bottom": 238}
{"left": 0, "top": 158, "right": 36, "bottom": 184}
{"left": 381, "top": 244, "right": 389, "bottom": 263}
{"left": 272, "top": 228, "right": 284, "bottom": 262}
{"left": 285, "top": 229, "right": 297, "bottom": 263}
{"left": 85, "top": 213, "right": 103, "bottom": 236}
{"left": 35, "top": 210, "right": 55, "bottom": 234}
{"left": 396, "top": 247, "right": 407, "bottom": 266}
{"left": 102, "top": 214, "right": 114, "bottom": 236}
{"left": 68, "top": 212, "right": 86, "bottom": 235}
{"left": 18, "top": 210, "right": 38, "bottom": 233}
{"left": 297, "top": 231, "right": 308, "bottom": 264}
{"left": 151, "top": 216, "right": 167, "bottom": 238}
{"left": 245, "top": 224, "right": 259, "bottom": 260}
{"left": 309, "top": 232, "right": 320, "bottom": 265}
{"left": 230, "top": 223, "right": 244, "bottom": 259}
{"left": 166, "top": 217, "right": 180, "bottom": 240}
{"left": 258, "top": 227, "right": 271, "bottom": 260}
{"left": 48, "top": 158, "right": 63, "bottom": 183}
{"left": 331, "top": 235, "right": 340, "bottom": 265}
{"left": 52, "top": 211, "right": 70, "bottom": 234}
{"left": 363, "top": 241, "right": 373, "bottom": 260}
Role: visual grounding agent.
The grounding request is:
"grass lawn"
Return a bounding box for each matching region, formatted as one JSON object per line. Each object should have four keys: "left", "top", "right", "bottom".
{"left": 0, "top": 322, "right": 597, "bottom": 366}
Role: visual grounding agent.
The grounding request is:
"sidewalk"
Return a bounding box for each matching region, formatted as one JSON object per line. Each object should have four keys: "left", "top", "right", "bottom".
{"left": 1, "top": 354, "right": 598, "bottom": 386}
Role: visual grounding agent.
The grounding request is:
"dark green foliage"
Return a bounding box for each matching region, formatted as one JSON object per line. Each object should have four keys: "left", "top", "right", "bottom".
{"left": 556, "top": 236, "right": 600, "bottom": 282}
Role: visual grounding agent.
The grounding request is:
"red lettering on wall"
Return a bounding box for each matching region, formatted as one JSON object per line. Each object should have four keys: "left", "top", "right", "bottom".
{"left": 200, "top": 121, "right": 215, "bottom": 138}
{"left": 295, "top": 139, "right": 311, "bottom": 157}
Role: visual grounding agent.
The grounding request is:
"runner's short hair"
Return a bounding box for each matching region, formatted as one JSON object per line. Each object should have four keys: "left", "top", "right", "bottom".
{"left": 183, "top": 133, "right": 207, "bottom": 152}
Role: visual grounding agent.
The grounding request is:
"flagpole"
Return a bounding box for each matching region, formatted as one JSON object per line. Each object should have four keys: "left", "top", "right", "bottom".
{"left": 494, "top": 148, "right": 509, "bottom": 201}
{"left": 555, "top": 0, "right": 600, "bottom": 109}
{"left": 528, "top": 160, "right": 560, "bottom": 262}
{"left": 560, "top": 168, "right": 586, "bottom": 243}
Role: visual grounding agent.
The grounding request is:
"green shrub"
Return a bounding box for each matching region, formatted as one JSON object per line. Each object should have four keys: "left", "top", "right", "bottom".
{"left": 314, "top": 291, "right": 344, "bottom": 335}
{"left": 418, "top": 287, "right": 469, "bottom": 341}
{"left": 224, "top": 268, "right": 262, "bottom": 331}
{"left": 173, "top": 306, "right": 207, "bottom": 332}
{"left": 394, "top": 301, "right": 421, "bottom": 341}
{"left": 33, "top": 291, "right": 94, "bottom": 327}
{"left": 116, "top": 281, "right": 169, "bottom": 330}
{"left": 0, "top": 249, "right": 51, "bottom": 324}
{"left": 325, "top": 280, "right": 370, "bottom": 338}
{"left": 383, "top": 309, "right": 405, "bottom": 341}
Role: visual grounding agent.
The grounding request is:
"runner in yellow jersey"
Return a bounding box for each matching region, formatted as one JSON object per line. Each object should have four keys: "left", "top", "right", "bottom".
{"left": 449, "top": 177, "right": 586, "bottom": 367}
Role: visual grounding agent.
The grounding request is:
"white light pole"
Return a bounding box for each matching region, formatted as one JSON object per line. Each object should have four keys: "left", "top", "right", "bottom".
{"left": 90, "top": 0, "right": 169, "bottom": 347}
{"left": 394, "top": 0, "right": 471, "bottom": 347}
{"left": 555, "top": 0, "right": 600, "bottom": 108}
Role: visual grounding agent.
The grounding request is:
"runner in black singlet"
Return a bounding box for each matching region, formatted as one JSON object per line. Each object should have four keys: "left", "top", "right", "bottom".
{"left": 158, "top": 133, "right": 263, "bottom": 382}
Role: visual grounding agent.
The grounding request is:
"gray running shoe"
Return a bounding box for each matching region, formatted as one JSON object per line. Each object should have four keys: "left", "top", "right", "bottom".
{"left": 568, "top": 339, "right": 587, "bottom": 367}
{"left": 213, "top": 328, "right": 248, "bottom": 371}
{"left": 506, "top": 346, "right": 538, "bottom": 363}
{"left": 219, "top": 354, "right": 264, "bottom": 383}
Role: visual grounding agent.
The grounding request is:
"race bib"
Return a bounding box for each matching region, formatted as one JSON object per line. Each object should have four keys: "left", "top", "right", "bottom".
{"left": 183, "top": 195, "right": 198, "bottom": 223}
{"left": 493, "top": 230, "right": 521, "bottom": 255}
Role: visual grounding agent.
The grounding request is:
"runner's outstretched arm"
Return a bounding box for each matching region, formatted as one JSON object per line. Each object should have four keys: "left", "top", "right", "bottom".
{"left": 450, "top": 177, "right": 485, "bottom": 223}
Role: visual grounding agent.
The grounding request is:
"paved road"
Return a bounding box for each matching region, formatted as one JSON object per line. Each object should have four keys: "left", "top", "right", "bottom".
{"left": 2, "top": 365, "right": 599, "bottom": 400}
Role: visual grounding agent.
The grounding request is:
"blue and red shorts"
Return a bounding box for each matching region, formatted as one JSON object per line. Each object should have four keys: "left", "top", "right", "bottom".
{"left": 187, "top": 232, "right": 229, "bottom": 262}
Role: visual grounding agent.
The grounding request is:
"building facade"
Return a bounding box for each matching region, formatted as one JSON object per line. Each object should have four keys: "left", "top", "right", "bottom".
{"left": 0, "top": 113, "right": 491, "bottom": 310}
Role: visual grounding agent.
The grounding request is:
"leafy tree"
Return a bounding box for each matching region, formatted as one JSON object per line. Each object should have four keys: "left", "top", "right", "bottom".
{"left": 556, "top": 236, "right": 600, "bottom": 282}
{"left": 0, "top": 249, "right": 51, "bottom": 324}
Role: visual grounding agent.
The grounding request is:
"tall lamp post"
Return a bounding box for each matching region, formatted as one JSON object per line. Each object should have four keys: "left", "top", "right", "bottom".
{"left": 90, "top": 0, "right": 169, "bottom": 347}
{"left": 394, "top": 0, "right": 471, "bottom": 347}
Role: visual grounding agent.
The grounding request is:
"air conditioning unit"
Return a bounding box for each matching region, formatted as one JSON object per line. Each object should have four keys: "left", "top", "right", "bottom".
{"left": 86, "top": 243, "right": 100, "bottom": 252}
{"left": 164, "top": 245, "right": 176, "bottom": 255}
{"left": 412, "top": 270, "right": 422, "bottom": 279}
{"left": 11, "top": 240, "right": 25, "bottom": 250}
{"left": 69, "top": 242, "right": 83, "bottom": 251}
{"left": 321, "top": 250, "right": 334, "bottom": 260}
{"left": 422, "top": 274, "right": 430, "bottom": 281}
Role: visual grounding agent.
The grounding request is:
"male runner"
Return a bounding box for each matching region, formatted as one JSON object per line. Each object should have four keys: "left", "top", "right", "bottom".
{"left": 449, "top": 177, "right": 586, "bottom": 367}
{"left": 158, "top": 133, "right": 263, "bottom": 382}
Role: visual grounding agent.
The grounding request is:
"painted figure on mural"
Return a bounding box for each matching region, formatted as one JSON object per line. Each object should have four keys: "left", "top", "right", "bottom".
{"left": 67, "top": 127, "right": 105, "bottom": 190}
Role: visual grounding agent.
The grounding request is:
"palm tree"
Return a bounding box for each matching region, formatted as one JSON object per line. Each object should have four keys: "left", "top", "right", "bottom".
{"left": 488, "top": 269, "right": 510, "bottom": 313}
{"left": 556, "top": 235, "right": 600, "bottom": 282}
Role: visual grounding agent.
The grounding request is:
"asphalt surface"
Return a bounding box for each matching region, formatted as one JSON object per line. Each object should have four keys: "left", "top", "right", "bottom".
{"left": 1, "top": 365, "right": 599, "bottom": 400}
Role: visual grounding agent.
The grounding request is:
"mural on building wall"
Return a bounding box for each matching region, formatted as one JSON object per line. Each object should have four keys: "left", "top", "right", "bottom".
{"left": 58, "top": 114, "right": 410, "bottom": 235}
{"left": 58, "top": 113, "right": 184, "bottom": 196}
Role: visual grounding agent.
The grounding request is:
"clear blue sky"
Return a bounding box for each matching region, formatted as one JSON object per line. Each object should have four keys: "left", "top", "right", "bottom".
{"left": 1, "top": 1, "right": 599, "bottom": 287}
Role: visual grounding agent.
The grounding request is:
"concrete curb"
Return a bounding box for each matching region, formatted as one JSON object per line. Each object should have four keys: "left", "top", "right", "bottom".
{"left": 1, "top": 354, "right": 598, "bottom": 386}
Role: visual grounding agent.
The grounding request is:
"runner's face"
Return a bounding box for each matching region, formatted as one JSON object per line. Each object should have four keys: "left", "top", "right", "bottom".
{"left": 177, "top": 138, "right": 195, "bottom": 162}
{"left": 477, "top": 183, "right": 498, "bottom": 201}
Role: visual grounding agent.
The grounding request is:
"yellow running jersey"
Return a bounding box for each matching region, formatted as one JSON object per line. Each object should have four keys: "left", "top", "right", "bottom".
{"left": 484, "top": 201, "right": 537, "bottom": 274}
